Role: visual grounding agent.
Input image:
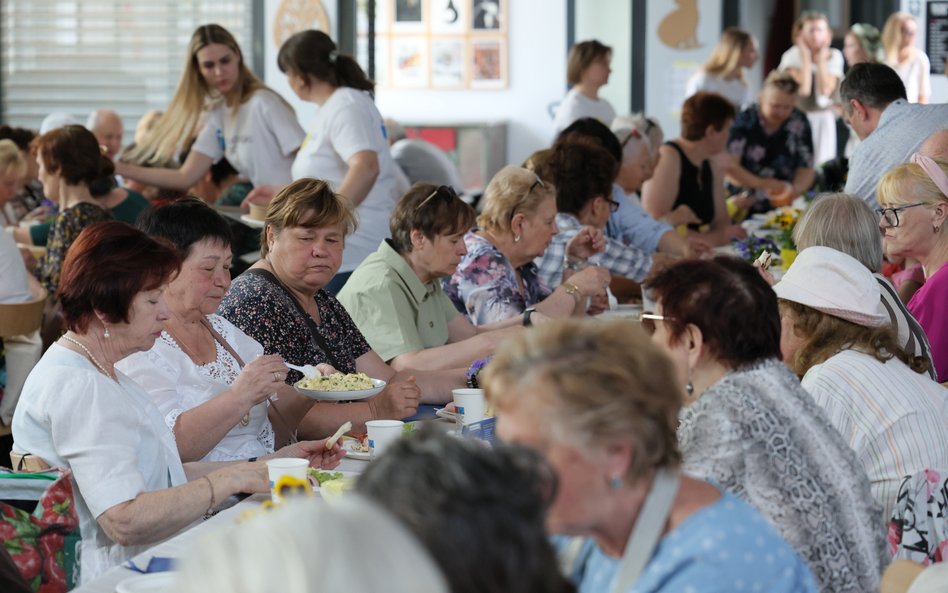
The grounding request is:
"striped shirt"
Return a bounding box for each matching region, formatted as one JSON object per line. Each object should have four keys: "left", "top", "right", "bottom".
{"left": 802, "top": 349, "right": 948, "bottom": 524}
{"left": 876, "top": 274, "right": 936, "bottom": 380}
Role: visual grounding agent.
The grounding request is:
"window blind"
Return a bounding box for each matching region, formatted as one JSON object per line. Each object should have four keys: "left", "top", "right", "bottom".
{"left": 0, "top": 0, "right": 253, "bottom": 143}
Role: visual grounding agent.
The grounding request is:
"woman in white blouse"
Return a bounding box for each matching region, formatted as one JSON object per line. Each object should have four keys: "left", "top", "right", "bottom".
{"left": 882, "top": 12, "right": 931, "bottom": 104}
{"left": 552, "top": 40, "right": 616, "bottom": 134}
{"left": 685, "top": 27, "right": 759, "bottom": 109}
{"left": 245, "top": 30, "right": 401, "bottom": 293}
{"left": 116, "top": 24, "right": 304, "bottom": 199}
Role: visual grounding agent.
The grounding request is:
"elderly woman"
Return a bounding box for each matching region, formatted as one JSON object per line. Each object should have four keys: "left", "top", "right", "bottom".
{"left": 877, "top": 155, "right": 948, "bottom": 382}
{"left": 775, "top": 246, "right": 948, "bottom": 524}
{"left": 793, "top": 192, "right": 934, "bottom": 376}
{"left": 483, "top": 319, "right": 817, "bottom": 593}
{"left": 641, "top": 92, "right": 743, "bottom": 244}
{"left": 118, "top": 198, "right": 351, "bottom": 459}
{"left": 726, "top": 71, "right": 816, "bottom": 212}
{"left": 444, "top": 166, "right": 608, "bottom": 326}
{"left": 357, "top": 426, "right": 574, "bottom": 593}
{"left": 645, "top": 256, "right": 887, "bottom": 593}
{"left": 338, "top": 183, "right": 527, "bottom": 370}
{"left": 218, "top": 178, "right": 461, "bottom": 410}
{"left": 11, "top": 221, "right": 342, "bottom": 582}
{"left": 32, "top": 125, "right": 112, "bottom": 295}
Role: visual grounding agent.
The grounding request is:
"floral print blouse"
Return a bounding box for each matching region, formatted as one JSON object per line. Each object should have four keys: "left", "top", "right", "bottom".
{"left": 727, "top": 104, "right": 814, "bottom": 186}
{"left": 443, "top": 231, "right": 551, "bottom": 326}
{"left": 218, "top": 270, "right": 372, "bottom": 384}
{"left": 37, "top": 202, "right": 110, "bottom": 294}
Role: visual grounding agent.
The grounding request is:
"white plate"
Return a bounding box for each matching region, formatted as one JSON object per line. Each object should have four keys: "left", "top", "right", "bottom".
{"left": 434, "top": 407, "right": 458, "bottom": 422}
{"left": 309, "top": 469, "right": 359, "bottom": 490}
{"left": 116, "top": 572, "right": 176, "bottom": 593}
{"left": 294, "top": 378, "right": 386, "bottom": 401}
{"left": 239, "top": 214, "right": 265, "bottom": 228}
{"left": 341, "top": 437, "right": 371, "bottom": 460}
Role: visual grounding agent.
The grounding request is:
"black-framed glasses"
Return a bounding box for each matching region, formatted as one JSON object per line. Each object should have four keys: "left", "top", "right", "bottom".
{"left": 875, "top": 202, "right": 927, "bottom": 227}
{"left": 418, "top": 185, "right": 459, "bottom": 209}
{"left": 603, "top": 196, "right": 621, "bottom": 213}
{"left": 637, "top": 312, "right": 674, "bottom": 335}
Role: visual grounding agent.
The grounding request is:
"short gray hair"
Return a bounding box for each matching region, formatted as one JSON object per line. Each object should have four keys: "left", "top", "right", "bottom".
{"left": 792, "top": 192, "right": 883, "bottom": 272}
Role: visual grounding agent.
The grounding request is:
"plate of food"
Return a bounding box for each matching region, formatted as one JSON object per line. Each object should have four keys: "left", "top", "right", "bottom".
{"left": 294, "top": 372, "right": 385, "bottom": 401}
{"left": 239, "top": 214, "right": 265, "bottom": 228}
{"left": 341, "top": 435, "right": 371, "bottom": 460}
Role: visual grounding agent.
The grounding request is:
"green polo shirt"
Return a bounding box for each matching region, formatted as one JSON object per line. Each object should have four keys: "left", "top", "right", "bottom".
{"left": 338, "top": 239, "right": 460, "bottom": 362}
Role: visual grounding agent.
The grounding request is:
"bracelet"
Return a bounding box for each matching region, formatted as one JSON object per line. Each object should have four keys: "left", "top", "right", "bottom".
{"left": 561, "top": 282, "right": 582, "bottom": 305}
{"left": 201, "top": 475, "right": 216, "bottom": 514}
{"left": 247, "top": 457, "right": 257, "bottom": 463}
{"left": 563, "top": 255, "right": 587, "bottom": 272}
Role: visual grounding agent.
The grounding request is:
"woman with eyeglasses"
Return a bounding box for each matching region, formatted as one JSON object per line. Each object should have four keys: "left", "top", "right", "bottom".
{"left": 443, "top": 166, "right": 609, "bottom": 327}
{"left": 338, "top": 183, "right": 535, "bottom": 372}
{"left": 244, "top": 29, "right": 401, "bottom": 293}
{"left": 219, "top": 179, "right": 462, "bottom": 426}
{"left": 641, "top": 92, "right": 745, "bottom": 245}
{"left": 645, "top": 256, "right": 887, "bottom": 593}
{"left": 877, "top": 154, "right": 948, "bottom": 382}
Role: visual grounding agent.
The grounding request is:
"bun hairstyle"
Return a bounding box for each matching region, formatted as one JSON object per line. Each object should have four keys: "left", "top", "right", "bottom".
{"left": 277, "top": 30, "right": 375, "bottom": 97}
{"left": 32, "top": 125, "right": 114, "bottom": 186}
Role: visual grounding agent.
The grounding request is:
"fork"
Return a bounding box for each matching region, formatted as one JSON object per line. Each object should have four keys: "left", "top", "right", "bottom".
{"left": 285, "top": 362, "right": 323, "bottom": 378}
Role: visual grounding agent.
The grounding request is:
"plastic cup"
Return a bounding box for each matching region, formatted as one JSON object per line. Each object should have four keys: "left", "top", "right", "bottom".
{"left": 366, "top": 420, "right": 404, "bottom": 458}
{"left": 452, "top": 388, "right": 485, "bottom": 425}
{"left": 266, "top": 458, "right": 309, "bottom": 502}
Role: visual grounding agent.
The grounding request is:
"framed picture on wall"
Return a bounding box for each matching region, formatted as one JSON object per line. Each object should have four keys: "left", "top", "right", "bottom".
{"left": 431, "top": 38, "right": 464, "bottom": 87}
{"left": 392, "top": 36, "right": 429, "bottom": 87}
{"left": 393, "top": 0, "right": 425, "bottom": 32}
{"left": 431, "top": 0, "right": 466, "bottom": 34}
{"left": 471, "top": 0, "right": 503, "bottom": 31}
{"left": 470, "top": 38, "right": 505, "bottom": 88}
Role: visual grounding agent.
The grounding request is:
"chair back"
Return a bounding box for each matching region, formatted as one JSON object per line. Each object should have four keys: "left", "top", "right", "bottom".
{"left": 0, "top": 288, "right": 47, "bottom": 338}
{"left": 882, "top": 560, "right": 925, "bottom": 593}
{"left": 889, "top": 468, "right": 948, "bottom": 565}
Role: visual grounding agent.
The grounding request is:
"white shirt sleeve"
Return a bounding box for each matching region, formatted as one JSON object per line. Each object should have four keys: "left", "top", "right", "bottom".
{"left": 257, "top": 91, "right": 305, "bottom": 157}
{"left": 190, "top": 107, "right": 225, "bottom": 163}
{"left": 778, "top": 46, "right": 801, "bottom": 71}
{"left": 685, "top": 71, "right": 704, "bottom": 97}
{"left": 328, "top": 101, "right": 385, "bottom": 162}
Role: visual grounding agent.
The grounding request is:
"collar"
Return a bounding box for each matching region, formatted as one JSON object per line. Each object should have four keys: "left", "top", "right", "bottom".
{"left": 377, "top": 239, "right": 439, "bottom": 304}
{"left": 878, "top": 99, "right": 908, "bottom": 127}
{"left": 554, "top": 212, "right": 583, "bottom": 230}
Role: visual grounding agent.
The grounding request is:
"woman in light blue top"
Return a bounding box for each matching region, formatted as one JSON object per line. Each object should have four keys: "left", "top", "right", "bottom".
{"left": 483, "top": 318, "right": 817, "bottom": 593}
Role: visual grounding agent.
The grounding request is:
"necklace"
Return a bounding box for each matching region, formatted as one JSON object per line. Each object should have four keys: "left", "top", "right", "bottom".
{"left": 166, "top": 321, "right": 250, "bottom": 428}
{"left": 60, "top": 335, "right": 115, "bottom": 380}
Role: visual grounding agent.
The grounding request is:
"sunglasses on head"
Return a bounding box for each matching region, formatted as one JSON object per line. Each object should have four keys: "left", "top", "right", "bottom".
{"left": 418, "top": 185, "right": 459, "bottom": 209}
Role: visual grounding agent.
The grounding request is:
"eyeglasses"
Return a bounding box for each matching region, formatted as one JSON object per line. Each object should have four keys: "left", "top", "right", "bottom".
{"left": 603, "top": 196, "right": 621, "bottom": 213}
{"left": 875, "top": 202, "right": 927, "bottom": 227}
{"left": 637, "top": 312, "right": 674, "bottom": 335}
{"left": 418, "top": 185, "right": 459, "bottom": 210}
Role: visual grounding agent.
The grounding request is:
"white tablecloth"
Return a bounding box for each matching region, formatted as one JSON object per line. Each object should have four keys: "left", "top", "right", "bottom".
{"left": 71, "top": 456, "right": 369, "bottom": 593}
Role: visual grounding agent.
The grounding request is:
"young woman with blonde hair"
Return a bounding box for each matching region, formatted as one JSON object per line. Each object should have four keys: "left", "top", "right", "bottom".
{"left": 882, "top": 12, "right": 931, "bottom": 104}
{"left": 685, "top": 27, "right": 759, "bottom": 108}
{"left": 117, "top": 24, "right": 303, "bottom": 197}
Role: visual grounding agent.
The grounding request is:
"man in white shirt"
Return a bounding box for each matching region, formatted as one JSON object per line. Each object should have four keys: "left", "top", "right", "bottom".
{"left": 842, "top": 63, "right": 948, "bottom": 208}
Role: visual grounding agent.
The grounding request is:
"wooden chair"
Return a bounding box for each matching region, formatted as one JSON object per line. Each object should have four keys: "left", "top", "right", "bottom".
{"left": 882, "top": 560, "right": 925, "bottom": 593}
{"left": 0, "top": 288, "right": 47, "bottom": 338}
{"left": 0, "top": 287, "right": 47, "bottom": 425}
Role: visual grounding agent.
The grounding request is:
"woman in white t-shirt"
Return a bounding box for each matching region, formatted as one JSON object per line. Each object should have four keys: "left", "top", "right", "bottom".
{"left": 685, "top": 28, "right": 759, "bottom": 109}
{"left": 116, "top": 24, "right": 304, "bottom": 196}
{"left": 552, "top": 40, "right": 616, "bottom": 135}
{"left": 247, "top": 30, "right": 400, "bottom": 293}
{"left": 882, "top": 12, "right": 932, "bottom": 104}
{"left": 778, "top": 11, "right": 844, "bottom": 167}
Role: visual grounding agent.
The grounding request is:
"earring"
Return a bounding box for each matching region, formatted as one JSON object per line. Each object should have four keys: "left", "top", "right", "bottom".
{"left": 514, "top": 235, "right": 521, "bottom": 242}
{"left": 103, "top": 324, "right": 110, "bottom": 339}
{"left": 935, "top": 225, "right": 942, "bottom": 234}
{"left": 609, "top": 473, "right": 623, "bottom": 490}
{"left": 686, "top": 367, "right": 694, "bottom": 395}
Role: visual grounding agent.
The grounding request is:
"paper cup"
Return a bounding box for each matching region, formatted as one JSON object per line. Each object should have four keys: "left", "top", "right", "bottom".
{"left": 266, "top": 458, "right": 309, "bottom": 502}
{"left": 366, "top": 420, "right": 404, "bottom": 458}
{"left": 452, "top": 388, "right": 485, "bottom": 425}
{"left": 248, "top": 202, "right": 267, "bottom": 221}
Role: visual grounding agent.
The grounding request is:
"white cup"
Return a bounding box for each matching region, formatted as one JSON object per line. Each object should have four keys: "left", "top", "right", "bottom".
{"left": 452, "top": 388, "right": 485, "bottom": 425}
{"left": 266, "top": 458, "right": 309, "bottom": 502}
{"left": 366, "top": 420, "right": 404, "bottom": 458}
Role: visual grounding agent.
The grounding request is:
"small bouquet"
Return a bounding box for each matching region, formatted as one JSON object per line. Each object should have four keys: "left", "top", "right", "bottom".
{"left": 732, "top": 235, "right": 780, "bottom": 264}
{"left": 761, "top": 207, "right": 802, "bottom": 231}
{"left": 466, "top": 355, "right": 491, "bottom": 388}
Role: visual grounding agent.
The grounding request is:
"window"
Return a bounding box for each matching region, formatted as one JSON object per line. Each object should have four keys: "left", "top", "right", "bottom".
{"left": 0, "top": 1, "right": 253, "bottom": 142}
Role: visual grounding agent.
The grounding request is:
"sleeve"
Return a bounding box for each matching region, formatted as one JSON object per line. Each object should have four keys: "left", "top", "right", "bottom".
{"left": 685, "top": 70, "right": 704, "bottom": 97}
{"left": 908, "top": 277, "right": 948, "bottom": 381}
{"left": 49, "top": 374, "right": 149, "bottom": 518}
{"left": 338, "top": 278, "right": 425, "bottom": 362}
{"left": 116, "top": 348, "right": 186, "bottom": 434}
{"left": 190, "top": 108, "right": 225, "bottom": 163}
{"left": 454, "top": 251, "right": 526, "bottom": 326}
{"left": 777, "top": 46, "right": 801, "bottom": 71}
{"left": 328, "top": 101, "right": 384, "bottom": 162}
{"left": 259, "top": 92, "right": 305, "bottom": 157}
{"left": 592, "top": 235, "right": 652, "bottom": 282}
{"left": 828, "top": 49, "right": 845, "bottom": 79}
{"left": 607, "top": 188, "right": 671, "bottom": 253}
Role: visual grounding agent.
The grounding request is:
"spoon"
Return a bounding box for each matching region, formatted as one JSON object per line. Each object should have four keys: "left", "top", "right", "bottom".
{"left": 285, "top": 362, "right": 323, "bottom": 379}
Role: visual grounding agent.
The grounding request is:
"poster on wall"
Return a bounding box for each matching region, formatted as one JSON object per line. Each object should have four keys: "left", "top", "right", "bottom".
{"left": 927, "top": 1, "right": 948, "bottom": 75}
{"left": 645, "top": 0, "right": 723, "bottom": 139}
{"left": 431, "top": 0, "right": 465, "bottom": 34}
{"left": 392, "top": 37, "right": 429, "bottom": 87}
{"left": 431, "top": 38, "right": 465, "bottom": 86}
{"left": 470, "top": 38, "right": 505, "bottom": 88}
{"left": 472, "top": 0, "right": 502, "bottom": 31}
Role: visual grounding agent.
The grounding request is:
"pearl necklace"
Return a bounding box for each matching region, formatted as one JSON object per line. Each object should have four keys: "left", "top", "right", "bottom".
{"left": 60, "top": 335, "right": 115, "bottom": 380}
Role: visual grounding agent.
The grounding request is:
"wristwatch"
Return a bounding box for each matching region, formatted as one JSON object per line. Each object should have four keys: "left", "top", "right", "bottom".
{"left": 522, "top": 307, "right": 537, "bottom": 327}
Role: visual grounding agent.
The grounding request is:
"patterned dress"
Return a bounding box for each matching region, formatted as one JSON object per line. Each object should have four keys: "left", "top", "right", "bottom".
{"left": 218, "top": 270, "right": 371, "bottom": 384}
{"left": 678, "top": 358, "right": 888, "bottom": 593}
{"left": 443, "top": 231, "right": 550, "bottom": 325}
{"left": 36, "top": 202, "right": 110, "bottom": 294}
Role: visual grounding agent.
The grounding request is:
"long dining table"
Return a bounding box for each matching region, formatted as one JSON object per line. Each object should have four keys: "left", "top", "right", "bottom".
{"left": 70, "top": 455, "right": 369, "bottom": 593}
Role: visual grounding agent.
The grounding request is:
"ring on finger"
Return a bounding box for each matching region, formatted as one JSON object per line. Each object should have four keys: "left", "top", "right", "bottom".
{"left": 273, "top": 372, "right": 281, "bottom": 382}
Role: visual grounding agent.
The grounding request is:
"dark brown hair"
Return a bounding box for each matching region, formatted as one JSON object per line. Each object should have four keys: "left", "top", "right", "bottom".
{"left": 32, "top": 125, "right": 114, "bottom": 186}
{"left": 278, "top": 29, "right": 375, "bottom": 96}
{"left": 389, "top": 183, "right": 476, "bottom": 253}
{"left": 59, "top": 221, "right": 180, "bottom": 333}
{"left": 547, "top": 138, "right": 617, "bottom": 215}
{"left": 645, "top": 256, "right": 782, "bottom": 367}
{"left": 680, "top": 92, "right": 736, "bottom": 141}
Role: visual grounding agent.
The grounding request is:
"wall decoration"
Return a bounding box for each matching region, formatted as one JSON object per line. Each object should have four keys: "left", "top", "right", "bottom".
{"left": 356, "top": 0, "right": 508, "bottom": 89}
{"left": 272, "top": 0, "right": 331, "bottom": 47}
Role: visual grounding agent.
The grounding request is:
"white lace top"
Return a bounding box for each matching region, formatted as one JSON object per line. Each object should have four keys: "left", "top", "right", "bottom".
{"left": 117, "top": 314, "right": 275, "bottom": 461}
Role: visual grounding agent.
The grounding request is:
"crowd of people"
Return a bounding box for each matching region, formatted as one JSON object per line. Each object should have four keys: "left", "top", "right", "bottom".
{"left": 1, "top": 9, "right": 947, "bottom": 593}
